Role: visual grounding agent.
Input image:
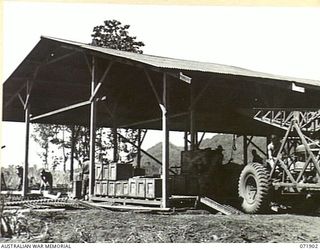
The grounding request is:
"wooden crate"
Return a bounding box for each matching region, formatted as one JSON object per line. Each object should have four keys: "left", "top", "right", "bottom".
{"left": 108, "top": 181, "right": 116, "bottom": 197}
{"left": 146, "top": 178, "right": 162, "bottom": 199}
{"left": 108, "top": 163, "right": 133, "bottom": 181}
{"left": 95, "top": 164, "right": 103, "bottom": 180}
{"left": 95, "top": 181, "right": 102, "bottom": 196}
{"left": 101, "top": 181, "right": 108, "bottom": 196}
{"left": 123, "top": 181, "right": 129, "bottom": 196}
{"left": 115, "top": 181, "right": 128, "bottom": 197}
{"left": 95, "top": 181, "right": 108, "bottom": 196}
{"left": 128, "top": 178, "right": 136, "bottom": 197}
{"left": 103, "top": 165, "right": 109, "bottom": 180}
{"left": 136, "top": 178, "right": 146, "bottom": 198}
{"left": 133, "top": 168, "right": 145, "bottom": 177}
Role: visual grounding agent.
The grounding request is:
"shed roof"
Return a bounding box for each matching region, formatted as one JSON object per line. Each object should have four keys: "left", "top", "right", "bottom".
{"left": 3, "top": 36, "right": 320, "bottom": 136}
{"left": 44, "top": 36, "right": 320, "bottom": 87}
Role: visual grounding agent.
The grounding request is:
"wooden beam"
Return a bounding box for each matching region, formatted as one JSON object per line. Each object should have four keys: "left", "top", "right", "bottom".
{"left": 23, "top": 104, "right": 30, "bottom": 197}
{"left": 198, "top": 132, "right": 206, "bottom": 147}
{"left": 17, "top": 94, "right": 25, "bottom": 107}
{"left": 23, "top": 80, "right": 34, "bottom": 110}
{"left": 4, "top": 83, "right": 27, "bottom": 108}
{"left": 83, "top": 52, "right": 93, "bottom": 75}
{"left": 45, "top": 51, "right": 78, "bottom": 66}
{"left": 90, "top": 196, "right": 162, "bottom": 206}
{"left": 89, "top": 62, "right": 113, "bottom": 103}
{"left": 137, "top": 129, "right": 142, "bottom": 168}
{"left": 188, "top": 77, "right": 212, "bottom": 111}
{"left": 184, "top": 131, "right": 188, "bottom": 151}
{"left": 89, "top": 56, "right": 97, "bottom": 197}
{"left": 113, "top": 126, "right": 118, "bottom": 162}
{"left": 70, "top": 126, "right": 75, "bottom": 182}
{"left": 190, "top": 80, "right": 197, "bottom": 150}
{"left": 30, "top": 100, "right": 91, "bottom": 121}
{"left": 161, "top": 72, "right": 169, "bottom": 208}
{"left": 144, "top": 69, "right": 162, "bottom": 106}
{"left": 119, "top": 112, "right": 188, "bottom": 128}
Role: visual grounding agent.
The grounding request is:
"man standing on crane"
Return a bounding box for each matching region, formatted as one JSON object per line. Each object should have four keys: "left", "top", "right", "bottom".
{"left": 267, "top": 134, "right": 281, "bottom": 168}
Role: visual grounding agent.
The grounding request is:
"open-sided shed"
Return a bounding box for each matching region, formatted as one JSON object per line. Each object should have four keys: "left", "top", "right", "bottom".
{"left": 3, "top": 36, "right": 320, "bottom": 207}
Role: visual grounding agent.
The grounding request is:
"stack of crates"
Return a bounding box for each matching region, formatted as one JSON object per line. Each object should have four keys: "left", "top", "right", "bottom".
{"left": 94, "top": 163, "right": 163, "bottom": 200}
{"left": 94, "top": 162, "right": 133, "bottom": 197}
{"left": 95, "top": 163, "right": 108, "bottom": 196}
{"left": 128, "top": 177, "right": 162, "bottom": 199}
{"left": 107, "top": 163, "right": 133, "bottom": 197}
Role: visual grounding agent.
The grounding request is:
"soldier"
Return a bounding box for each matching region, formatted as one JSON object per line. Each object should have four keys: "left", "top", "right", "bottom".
{"left": 81, "top": 159, "right": 90, "bottom": 199}
{"left": 267, "top": 134, "right": 282, "bottom": 168}
{"left": 16, "top": 166, "right": 23, "bottom": 191}
{"left": 40, "top": 169, "right": 53, "bottom": 193}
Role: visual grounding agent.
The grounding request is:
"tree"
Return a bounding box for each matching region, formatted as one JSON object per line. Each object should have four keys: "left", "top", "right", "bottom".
{"left": 91, "top": 19, "right": 145, "bottom": 53}
{"left": 31, "top": 124, "right": 61, "bottom": 169}
{"left": 91, "top": 19, "right": 145, "bottom": 162}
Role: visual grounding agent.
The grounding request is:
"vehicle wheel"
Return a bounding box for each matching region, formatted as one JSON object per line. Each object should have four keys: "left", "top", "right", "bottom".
{"left": 238, "top": 163, "right": 271, "bottom": 213}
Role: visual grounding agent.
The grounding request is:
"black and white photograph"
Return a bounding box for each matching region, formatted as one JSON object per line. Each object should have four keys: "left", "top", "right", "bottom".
{"left": 1, "top": 0, "right": 320, "bottom": 245}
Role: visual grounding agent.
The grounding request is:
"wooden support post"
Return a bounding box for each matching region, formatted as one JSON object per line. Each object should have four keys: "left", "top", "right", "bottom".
{"left": 70, "top": 126, "right": 75, "bottom": 182}
{"left": 190, "top": 81, "right": 197, "bottom": 151}
{"left": 23, "top": 104, "right": 30, "bottom": 197}
{"left": 243, "top": 135, "right": 248, "bottom": 165}
{"left": 89, "top": 57, "right": 96, "bottom": 198}
{"left": 184, "top": 131, "right": 188, "bottom": 151}
{"left": 161, "top": 73, "right": 169, "bottom": 208}
{"left": 137, "top": 129, "right": 142, "bottom": 168}
{"left": 113, "top": 126, "right": 118, "bottom": 162}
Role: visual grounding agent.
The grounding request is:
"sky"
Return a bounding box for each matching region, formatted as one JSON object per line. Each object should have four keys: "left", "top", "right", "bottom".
{"left": 2, "top": 1, "right": 320, "bottom": 167}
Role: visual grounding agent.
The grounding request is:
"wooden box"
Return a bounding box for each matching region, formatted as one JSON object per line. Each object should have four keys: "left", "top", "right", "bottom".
{"left": 146, "top": 178, "right": 162, "bottom": 199}
{"left": 95, "top": 181, "right": 108, "bottom": 196}
{"left": 108, "top": 181, "right": 116, "bottom": 196}
{"left": 136, "top": 178, "right": 146, "bottom": 198}
{"left": 128, "top": 178, "right": 137, "bottom": 197}
{"left": 133, "top": 168, "right": 146, "bottom": 177}
{"left": 115, "top": 181, "right": 128, "bottom": 197}
{"left": 103, "top": 165, "right": 109, "bottom": 180}
{"left": 123, "top": 181, "right": 129, "bottom": 197}
{"left": 108, "top": 163, "right": 133, "bottom": 181}
{"left": 95, "top": 164, "right": 103, "bottom": 180}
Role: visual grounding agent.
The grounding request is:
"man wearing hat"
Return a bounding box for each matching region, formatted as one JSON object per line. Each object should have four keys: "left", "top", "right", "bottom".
{"left": 40, "top": 169, "right": 53, "bottom": 193}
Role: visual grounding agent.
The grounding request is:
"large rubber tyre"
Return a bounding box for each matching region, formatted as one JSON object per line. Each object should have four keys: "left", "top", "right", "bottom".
{"left": 238, "top": 163, "right": 271, "bottom": 214}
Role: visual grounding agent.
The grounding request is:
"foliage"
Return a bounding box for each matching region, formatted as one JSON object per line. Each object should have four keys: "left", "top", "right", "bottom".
{"left": 31, "top": 124, "right": 61, "bottom": 168}
{"left": 91, "top": 19, "right": 146, "bottom": 162}
{"left": 91, "top": 19, "right": 145, "bottom": 53}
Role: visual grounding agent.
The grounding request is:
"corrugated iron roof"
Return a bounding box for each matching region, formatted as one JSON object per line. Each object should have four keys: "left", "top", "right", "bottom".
{"left": 43, "top": 35, "right": 320, "bottom": 88}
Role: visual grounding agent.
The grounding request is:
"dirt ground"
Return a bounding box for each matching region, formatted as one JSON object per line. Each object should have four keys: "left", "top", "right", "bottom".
{"left": 1, "top": 208, "right": 320, "bottom": 243}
